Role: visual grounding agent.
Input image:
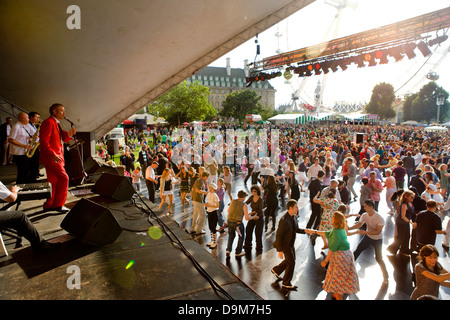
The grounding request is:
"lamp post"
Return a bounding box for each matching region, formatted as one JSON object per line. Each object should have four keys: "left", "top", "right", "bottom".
{"left": 437, "top": 94, "right": 445, "bottom": 124}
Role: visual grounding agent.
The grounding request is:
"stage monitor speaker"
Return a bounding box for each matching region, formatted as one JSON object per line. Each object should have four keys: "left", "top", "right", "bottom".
{"left": 60, "top": 198, "right": 122, "bottom": 246}
{"left": 107, "top": 139, "right": 120, "bottom": 156}
{"left": 84, "top": 155, "right": 103, "bottom": 175}
{"left": 91, "top": 173, "right": 135, "bottom": 201}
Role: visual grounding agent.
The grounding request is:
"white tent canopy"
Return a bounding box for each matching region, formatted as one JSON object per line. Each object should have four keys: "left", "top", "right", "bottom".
{"left": 425, "top": 125, "right": 448, "bottom": 132}
{"left": 268, "top": 114, "right": 302, "bottom": 124}
{"left": 401, "top": 120, "right": 422, "bottom": 126}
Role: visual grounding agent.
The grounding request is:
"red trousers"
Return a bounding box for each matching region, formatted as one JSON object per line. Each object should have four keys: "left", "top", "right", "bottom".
{"left": 42, "top": 160, "right": 69, "bottom": 209}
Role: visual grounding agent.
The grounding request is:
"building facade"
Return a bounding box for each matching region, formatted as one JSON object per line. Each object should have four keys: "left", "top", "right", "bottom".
{"left": 186, "top": 66, "right": 276, "bottom": 111}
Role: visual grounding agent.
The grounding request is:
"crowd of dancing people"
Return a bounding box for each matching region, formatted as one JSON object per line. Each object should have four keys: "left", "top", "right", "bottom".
{"left": 99, "top": 122, "right": 450, "bottom": 299}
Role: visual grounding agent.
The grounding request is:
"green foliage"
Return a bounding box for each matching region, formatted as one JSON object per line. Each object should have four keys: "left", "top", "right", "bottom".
{"left": 402, "top": 93, "right": 417, "bottom": 122}
{"left": 148, "top": 81, "right": 217, "bottom": 125}
{"left": 219, "top": 90, "right": 263, "bottom": 122}
{"left": 409, "top": 82, "right": 449, "bottom": 123}
{"left": 365, "top": 82, "right": 396, "bottom": 120}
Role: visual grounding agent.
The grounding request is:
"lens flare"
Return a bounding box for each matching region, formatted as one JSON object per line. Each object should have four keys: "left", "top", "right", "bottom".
{"left": 148, "top": 226, "right": 162, "bottom": 240}
{"left": 125, "top": 260, "right": 135, "bottom": 270}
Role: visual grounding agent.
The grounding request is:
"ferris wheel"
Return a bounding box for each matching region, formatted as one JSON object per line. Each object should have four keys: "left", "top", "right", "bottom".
{"left": 277, "top": 0, "right": 358, "bottom": 114}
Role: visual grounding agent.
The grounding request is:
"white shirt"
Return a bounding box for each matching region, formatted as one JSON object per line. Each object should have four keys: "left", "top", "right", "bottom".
{"left": 0, "top": 182, "right": 11, "bottom": 200}
{"left": 253, "top": 159, "right": 261, "bottom": 172}
{"left": 9, "top": 122, "right": 32, "bottom": 155}
{"left": 28, "top": 122, "right": 39, "bottom": 143}
{"left": 413, "top": 152, "right": 423, "bottom": 166}
{"left": 146, "top": 166, "right": 155, "bottom": 181}
{"left": 131, "top": 170, "right": 142, "bottom": 184}
{"left": 307, "top": 164, "right": 322, "bottom": 180}
{"left": 206, "top": 192, "right": 219, "bottom": 213}
{"left": 359, "top": 211, "right": 385, "bottom": 240}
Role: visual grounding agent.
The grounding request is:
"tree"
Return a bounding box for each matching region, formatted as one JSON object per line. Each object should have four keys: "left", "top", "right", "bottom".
{"left": 148, "top": 81, "right": 217, "bottom": 125}
{"left": 410, "top": 82, "right": 449, "bottom": 124}
{"left": 220, "top": 90, "right": 263, "bottom": 122}
{"left": 402, "top": 93, "right": 418, "bottom": 122}
{"left": 260, "top": 105, "right": 279, "bottom": 121}
{"left": 365, "top": 82, "right": 396, "bottom": 120}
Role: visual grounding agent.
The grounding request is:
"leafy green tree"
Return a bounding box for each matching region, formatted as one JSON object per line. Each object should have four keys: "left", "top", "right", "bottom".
{"left": 260, "top": 105, "right": 279, "bottom": 121}
{"left": 365, "top": 82, "right": 396, "bottom": 120}
{"left": 220, "top": 90, "right": 263, "bottom": 122}
{"left": 410, "top": 82, "right": 449, "bottom": 124}
{"left": 148, "top": 81, "right": 217, "bottom": 125}
{"left": 402, "top": 93, "right": 417, "bottom": 122}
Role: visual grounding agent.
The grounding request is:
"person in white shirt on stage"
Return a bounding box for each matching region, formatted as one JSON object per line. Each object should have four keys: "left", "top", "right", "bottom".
{"left": 8, "top": 112, "right": 33, "bottom": 183}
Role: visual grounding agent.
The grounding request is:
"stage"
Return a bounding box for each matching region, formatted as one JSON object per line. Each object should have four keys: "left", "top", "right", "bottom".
{"left": 0, "top": 172, "right": 261, "bottom": 300}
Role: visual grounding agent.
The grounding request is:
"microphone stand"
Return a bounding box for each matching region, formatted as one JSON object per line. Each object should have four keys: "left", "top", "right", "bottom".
{"left": 65, "top": 118, "right": 88, "bottom": 185}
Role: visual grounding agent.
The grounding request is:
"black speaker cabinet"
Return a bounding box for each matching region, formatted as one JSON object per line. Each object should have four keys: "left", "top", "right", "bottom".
{"left": 91, "top": 173, "right": 135, "bottom": 201}
{"left": 355, "top": 133, "right": 364, "bottom": 144}
{"left": 107, "top": 139, "right": 119, "bottom": 156}
{"left": 60, "top": 198, "right": 122, "bottom": 246}
{"left": 84, "top": 155, "right": 104, "bottom": 175}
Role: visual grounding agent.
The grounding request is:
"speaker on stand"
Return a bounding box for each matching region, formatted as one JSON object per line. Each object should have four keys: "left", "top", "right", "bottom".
{"left": 107, "top": 139, "right": 119, "bottom": 161}
{"left": 354, "top": 133, "right": 365, "bottom": 144}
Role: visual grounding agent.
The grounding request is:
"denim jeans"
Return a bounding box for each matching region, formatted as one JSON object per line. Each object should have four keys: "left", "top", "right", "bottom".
{"left": 226, "top": 221, "right": 244, "bottom": 254}
{"left": 217, "top": 200, "right": 225, "bottom": 227}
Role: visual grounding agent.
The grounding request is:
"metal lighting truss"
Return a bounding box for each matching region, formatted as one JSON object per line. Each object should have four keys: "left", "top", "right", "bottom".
{"left": 247, "top": 6, "right": 450, "bottom": 83}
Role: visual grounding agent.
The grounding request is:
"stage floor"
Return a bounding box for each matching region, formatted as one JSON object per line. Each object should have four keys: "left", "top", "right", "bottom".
{"left": 1, "top": 163, "right": 450, "bottom": 300}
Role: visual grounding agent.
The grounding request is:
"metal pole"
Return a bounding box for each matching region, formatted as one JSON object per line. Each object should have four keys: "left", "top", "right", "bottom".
{"left": 437, "top": 94, "right": 445, "bottom": 124}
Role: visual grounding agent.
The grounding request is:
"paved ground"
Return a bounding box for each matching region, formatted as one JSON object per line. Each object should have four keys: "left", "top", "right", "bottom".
{"left": 1, "top": 162, "right": 450, "bottom": 300}
{"left": 139, "top": 167, "right": 450, "bottom": 300}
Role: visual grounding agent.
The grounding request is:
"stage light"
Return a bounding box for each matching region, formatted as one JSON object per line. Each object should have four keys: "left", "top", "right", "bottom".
{"left": 295, "top": 66, "right": 307, "bottom": 77}
{"left": 321, "top": 62, "right": 330, "bottom": 74}
{"left": 328, "top": 61, "right": 338, "bottom": 72}
{"left": 377, "top": 50, "right": 389, "bottom": 64}
{"left": 245, "top": 77, "right": 254, "bottom": 87}
{"left": 314, "top": 63, "right": 321, "bottom": 75}
{"left": 364, "top": 52, "right": 377, "bottom": 67}
{"left": 354, "top": 55, "right": 365, "bottom": 68}
{"left": 404, "top": 43, "right": 416, "bottom": 59}
{"left": 417, "top": 41, "right": 432, "bottom": 57}
{"left": 428, "top": 35, "right": 448, "bottom": 46}
{"left": 338, "top": 59, "right": 348, "bottom": 71}
{"left": 388, "top": 47, "right": 404, "bottom": 62}
{"left": 375, "top": 50, "right": 383, "bottom": 59}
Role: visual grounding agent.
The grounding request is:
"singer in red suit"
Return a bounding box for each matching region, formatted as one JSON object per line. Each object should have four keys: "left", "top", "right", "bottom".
{"left": 39, "top": 103, "right": 76, "bottom": 213}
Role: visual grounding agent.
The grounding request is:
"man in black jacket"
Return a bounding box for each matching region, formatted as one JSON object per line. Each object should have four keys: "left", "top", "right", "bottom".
{"left": 271, "top": 199, "right": 305, "bottom": 290}
{"left": 306, "top": 170, "right": 324, "bottom": 229}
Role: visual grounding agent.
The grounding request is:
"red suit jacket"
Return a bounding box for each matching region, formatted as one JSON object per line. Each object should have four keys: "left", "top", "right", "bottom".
{"left": 39, "top": 116, "right": 72, "bottom": 165}
{"left": 39, "top": 116, "right": 72, "bottom": 209}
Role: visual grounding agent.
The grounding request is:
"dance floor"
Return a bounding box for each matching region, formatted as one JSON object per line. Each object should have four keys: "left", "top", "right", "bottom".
{"left": 139, "top": 169, "right": 450, "bottom": 300}
{"left": 1, "top": 164, "right": 449, "bottom": 301}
